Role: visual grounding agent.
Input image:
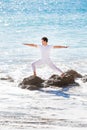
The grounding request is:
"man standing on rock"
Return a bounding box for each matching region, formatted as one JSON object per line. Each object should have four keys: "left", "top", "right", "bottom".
{"left": 23, "top": 37, "right": 68, "bottom": 76}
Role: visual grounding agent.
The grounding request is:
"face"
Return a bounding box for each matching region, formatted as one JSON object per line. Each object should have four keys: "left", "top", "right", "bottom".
{"left": 41, "top": 40, "right": 47, "bottom": 46}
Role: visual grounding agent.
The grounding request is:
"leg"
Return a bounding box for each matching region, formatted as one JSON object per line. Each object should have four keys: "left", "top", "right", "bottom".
{"left": 31, "top": 59, "right": 43, "bottom": 76}
{"left": 46, "top": 59, "right": 63, "bottom": 74}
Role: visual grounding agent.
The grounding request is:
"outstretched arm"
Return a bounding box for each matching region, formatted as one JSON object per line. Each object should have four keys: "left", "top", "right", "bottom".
{"left": 23, "top": 43, "right": 38, "bottom": 48}
{"left": 53, "top": 45, "right": 68, "bottom": 48}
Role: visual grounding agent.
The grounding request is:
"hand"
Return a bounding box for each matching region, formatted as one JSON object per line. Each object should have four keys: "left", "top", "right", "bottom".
{"left": 23, "top": 43, "right": 27, "bottom": 45}
{"left": 64, "top": 46, "right": 69, "bottom": 48}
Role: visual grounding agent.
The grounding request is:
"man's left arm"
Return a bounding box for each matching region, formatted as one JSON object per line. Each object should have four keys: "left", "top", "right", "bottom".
{"left": 53, "top": 45, "right": 69, "bottom": 48}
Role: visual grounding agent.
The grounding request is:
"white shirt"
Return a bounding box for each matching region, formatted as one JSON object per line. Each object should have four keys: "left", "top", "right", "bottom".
{"left": 38, "top": 45, "right": 53, "bottom": 60}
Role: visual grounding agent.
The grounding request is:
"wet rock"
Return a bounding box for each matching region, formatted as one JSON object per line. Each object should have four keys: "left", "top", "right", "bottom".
{"left": 82, "top": 75, "right": 87, "bottom": 83}
{"left": 45, "top": 74, "right": 75, "bottom": 87}
{"left": 19, "top": 75, "right": 44, "bottom": 90}
{"left": 19, "top": 70, "right": 82, "bottom": 90}
{"left": 63, "top": 70, "right": 82, "bottom": 79}
{"left": 44, "top": 70, "right": 82, "bottom": 87}
{"left": 0, "top": 76, "right": 14, "bottom": 82}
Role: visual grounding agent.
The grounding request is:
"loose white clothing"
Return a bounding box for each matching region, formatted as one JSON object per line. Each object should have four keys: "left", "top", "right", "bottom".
{"left": 32, "top": 45, "right": 63, "bottom": 73}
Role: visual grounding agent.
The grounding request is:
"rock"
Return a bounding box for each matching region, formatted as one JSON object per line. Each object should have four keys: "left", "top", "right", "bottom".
{"left": 19, "top": 75, "right": 44, "bottom": 90}
{"left": 62, "top": 70, "right": 82, "bottom": 79}
{"left": 45, "top": 74, "right": 75, "bottom": 87}
{"left": 19, "top": 70, "right": 82, "bottom": 90}
{"left": 0, "top": 76, "right": 14, "bottom": 82}
{"left": 82, "top": 75, "right": 87, "bottom": 83}
{"left": 44, "top": 70, "right": 82, "bottom": 87}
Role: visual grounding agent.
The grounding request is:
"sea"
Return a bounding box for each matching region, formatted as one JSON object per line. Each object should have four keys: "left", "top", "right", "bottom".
{"left": 0, "top": 0, "right": 87, "bottom": 129}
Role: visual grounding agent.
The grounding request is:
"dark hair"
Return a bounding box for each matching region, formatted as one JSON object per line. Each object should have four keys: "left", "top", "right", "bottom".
{"left": 41, "top": 37, "right": 48, "bottom": 42}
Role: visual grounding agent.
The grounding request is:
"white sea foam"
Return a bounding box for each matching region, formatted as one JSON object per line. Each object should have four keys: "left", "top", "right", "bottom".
{"left": 0, "top": 65, "right": 87, "bottom": 129}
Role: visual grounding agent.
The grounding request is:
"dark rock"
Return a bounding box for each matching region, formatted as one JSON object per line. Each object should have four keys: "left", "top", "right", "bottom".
{"left": 45, "top": 70, "right": 82, "bottom": 87}
{"left": 19, "top": 70, "right": 82, "bottom": 90}
{"left": 82, "top": 75, "right": 87, "bottom": 83}
{"left": 45, "top": 74, "right": 75, "bottom": 87}
{"left": 62, "top": 70, "right": 82, "bottom": 79}
{"left": 44, "top": 70, "right": 82, "bottom": 87}
{"left": 26, "top": 85, "right": 42, "bottom": 90}
{"left": 19, "top": 75, "right": 44, "bottom": 90}
{"left": 0, "top": 76, "right": 14, "bottom": 82}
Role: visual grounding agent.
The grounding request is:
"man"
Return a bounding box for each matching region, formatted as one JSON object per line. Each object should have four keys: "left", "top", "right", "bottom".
{"left": 23, "top": 37, "right": 68, "bottom": 76}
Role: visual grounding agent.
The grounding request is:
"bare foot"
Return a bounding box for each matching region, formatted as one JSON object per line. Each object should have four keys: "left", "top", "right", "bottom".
{"left": 61, "top": 73, "right": 65, "bottom": 78}
{"left": 34, "top": 71, "right": 37, "bottom": 76}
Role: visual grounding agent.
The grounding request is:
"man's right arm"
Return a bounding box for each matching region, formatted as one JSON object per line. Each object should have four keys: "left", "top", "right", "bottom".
{"left": 23, "top": 43, "right": 38, "bottom": 48}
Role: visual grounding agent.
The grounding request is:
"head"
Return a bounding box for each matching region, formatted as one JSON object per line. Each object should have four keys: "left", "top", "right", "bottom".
{"left": 41, "top": 37, "right": 48, "bottom": 46}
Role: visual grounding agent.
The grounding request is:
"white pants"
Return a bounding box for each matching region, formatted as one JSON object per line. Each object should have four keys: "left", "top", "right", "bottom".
{"left": 32, "top": 58, "right": 63, "bottom": 74}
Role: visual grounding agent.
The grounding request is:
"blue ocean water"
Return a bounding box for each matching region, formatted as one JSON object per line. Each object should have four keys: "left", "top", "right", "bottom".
{"left": 0, "top": 0, "right": 87, "bottom": 77}
{"left": 0, "top": 0, "right": 87, "bottom": 76}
